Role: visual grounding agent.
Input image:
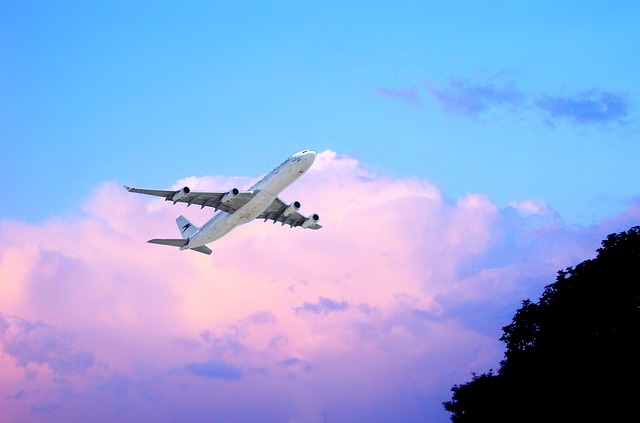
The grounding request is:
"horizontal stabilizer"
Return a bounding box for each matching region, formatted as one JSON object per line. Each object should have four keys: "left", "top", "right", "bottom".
{"left": 148, "top": 238, "right": 188, "bottom": 247}
{"left": 147, "top": 238, "right": 212, "bottom": 255}
{"left": 191, "top": 245, "right": 213, "bottom": 255}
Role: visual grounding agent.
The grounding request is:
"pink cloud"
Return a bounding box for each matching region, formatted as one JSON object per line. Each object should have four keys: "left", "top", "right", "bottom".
{"left": 1, "top": 150, "right": 638, "bottom": 422}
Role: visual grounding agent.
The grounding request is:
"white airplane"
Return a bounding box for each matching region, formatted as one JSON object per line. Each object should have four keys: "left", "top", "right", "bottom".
{"left": 124, "top": 149, "right": 321, "bottom": 255}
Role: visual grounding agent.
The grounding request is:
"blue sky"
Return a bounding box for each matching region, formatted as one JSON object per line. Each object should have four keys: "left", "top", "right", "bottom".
{"left": 2, "top": 1, "right": 638, "bottom": 224}
{"left": 1, "top": 2, "right": 640, "bottom": 422}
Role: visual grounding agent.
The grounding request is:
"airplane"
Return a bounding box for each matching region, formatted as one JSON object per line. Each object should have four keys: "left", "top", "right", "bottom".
{"left": 124, "top": 149, "right": 322, "bottom": 255}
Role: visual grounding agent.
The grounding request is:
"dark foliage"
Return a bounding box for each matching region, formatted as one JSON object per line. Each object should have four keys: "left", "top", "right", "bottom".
{"left": 443, "top": 226, "right": 640, "bottom": 422}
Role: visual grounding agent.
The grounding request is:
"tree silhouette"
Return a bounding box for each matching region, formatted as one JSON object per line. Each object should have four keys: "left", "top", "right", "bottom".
{"left": 443, "top": 226, "right": 640, "bottom": 422}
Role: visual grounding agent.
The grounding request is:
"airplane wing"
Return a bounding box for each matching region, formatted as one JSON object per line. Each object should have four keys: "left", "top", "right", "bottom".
{"left": 257, "top": 197, "right": 322, "bottom": 229}
{"left": 124, "top": 186, "right": 257, "bottom": 214}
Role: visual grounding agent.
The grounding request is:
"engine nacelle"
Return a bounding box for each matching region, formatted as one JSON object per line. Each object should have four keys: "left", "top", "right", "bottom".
{"left": 282, "top": 201, "right": 301, "bottom": 217}
{"left": 171, "top": 186, "right": 191, "bottom": 202}
{"left": 301, "top": 213, "right": 320, "bottom": 228}
{"left": 221, "top": 188, "right": 240, "bottom": 204}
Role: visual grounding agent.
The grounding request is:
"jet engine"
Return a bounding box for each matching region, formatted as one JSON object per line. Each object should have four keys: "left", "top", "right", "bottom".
{"left": 221, "top": 188, "right": 240, "bottom": 204}
{"left": 171, "top": 187, "right": 191, "bottom": 202}
{"left": 282, "top": 201, "right": 301, "bottom": 217}
{"left": 301, "top": 213, "right": 320, "bottom": 228}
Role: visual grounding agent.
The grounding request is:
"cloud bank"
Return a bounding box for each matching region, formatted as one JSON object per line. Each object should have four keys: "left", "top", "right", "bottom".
{"left": 536, "top": 89, "right": 630, "bottom": 124}
{"left": 426, "top": 73, "right": 524, "bottom": 117}
{"left": 376, "top": 72, "right": 632, "bottom": 126}
{"left": 1, "top": 150, "right": 639, "bottom": 422}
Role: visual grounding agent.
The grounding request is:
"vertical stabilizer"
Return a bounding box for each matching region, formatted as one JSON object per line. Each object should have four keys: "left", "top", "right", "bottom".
{"left": 176, "top": 215, "right": 200, "bottom": 239}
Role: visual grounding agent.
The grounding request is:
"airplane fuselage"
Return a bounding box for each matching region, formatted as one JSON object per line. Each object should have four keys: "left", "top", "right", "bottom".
{"left": 185, "top": 150, "right": 316, "bottom": 248}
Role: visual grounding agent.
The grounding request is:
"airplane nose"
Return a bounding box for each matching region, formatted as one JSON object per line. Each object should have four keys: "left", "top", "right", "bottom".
{"left": 296, "top": 150, "right": 316, "bottom": 173}
{"left": 304, "top": 150, "right": 316, "bottom": 165}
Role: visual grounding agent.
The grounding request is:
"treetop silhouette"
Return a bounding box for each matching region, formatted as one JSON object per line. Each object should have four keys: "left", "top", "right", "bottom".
{"left": 443, "top": 225, "right": 640, "bottom": 422}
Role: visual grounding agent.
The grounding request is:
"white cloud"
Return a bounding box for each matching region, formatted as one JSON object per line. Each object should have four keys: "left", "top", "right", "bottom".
{"left": 1, "top": 150, "right": 638, "bottom": 422}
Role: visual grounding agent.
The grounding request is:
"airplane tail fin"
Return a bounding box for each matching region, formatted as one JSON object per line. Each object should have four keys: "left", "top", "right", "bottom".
{"left": 176, "top": 215, "right": 199, "bottom": 239}
{"left": 145, "top": 216, "right": 212, "bottom": 255}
